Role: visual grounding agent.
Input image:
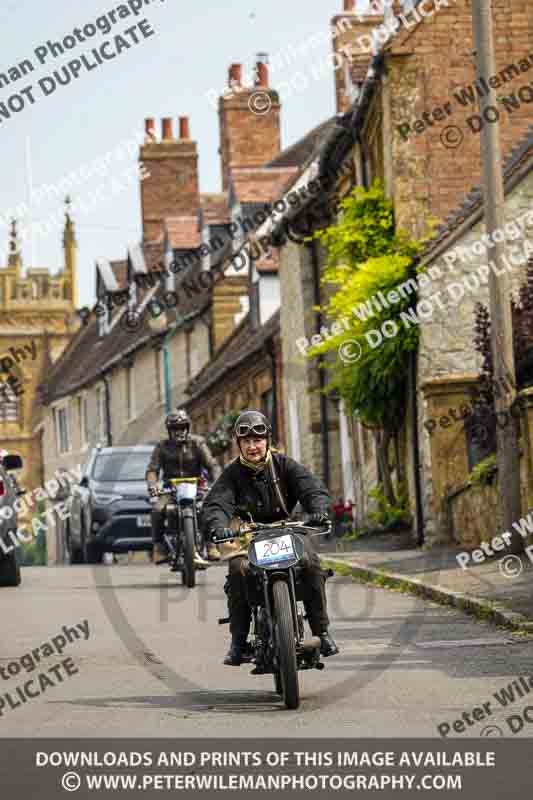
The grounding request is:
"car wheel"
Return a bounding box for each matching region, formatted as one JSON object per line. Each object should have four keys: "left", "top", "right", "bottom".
{"left": 0, "top": 545, "right": 21, "bottom": 587}
{"left": 82, "top": 524, "right": 102, "bottom": 565}
{"left": 68, "top": 522, "right": 83, "bottom": 565}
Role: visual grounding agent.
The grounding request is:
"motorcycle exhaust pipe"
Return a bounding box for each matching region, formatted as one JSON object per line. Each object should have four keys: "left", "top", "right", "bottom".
{"left": 300, "top": 636, "right": 321, "bottom": 651}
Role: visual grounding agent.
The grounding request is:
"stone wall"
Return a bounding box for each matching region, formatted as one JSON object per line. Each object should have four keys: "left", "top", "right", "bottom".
{"left": 417, "top": 166, "right": 533, "bottom": 543}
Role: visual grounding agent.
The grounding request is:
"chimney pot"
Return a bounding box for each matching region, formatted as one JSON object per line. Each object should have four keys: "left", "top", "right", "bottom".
{"left": 255, "top": 61, "right": 269, "bottom": 88}
{"left": 179, "top": 116, "right": 190, "bottom": 139}
{"left": 162, "top": 117, "right": 173, "bottom": 140}
{"left": 145, "top": 117, "right": 155, "bottom": 141}
{"left": 229, "top": 63, "right": 242, "bottom": 87}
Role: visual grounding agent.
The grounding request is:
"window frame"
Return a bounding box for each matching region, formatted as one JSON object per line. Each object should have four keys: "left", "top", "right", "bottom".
{"left": 54, "top": 402, "right": 72, "bottom": 455}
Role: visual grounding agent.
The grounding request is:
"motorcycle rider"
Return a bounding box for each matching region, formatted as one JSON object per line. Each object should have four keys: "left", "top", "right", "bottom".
{"left": 202, "top": 409, "right": 340, "bottom": 666}
{"left": 146, "top": 409, "right": 222, "bottom": 565}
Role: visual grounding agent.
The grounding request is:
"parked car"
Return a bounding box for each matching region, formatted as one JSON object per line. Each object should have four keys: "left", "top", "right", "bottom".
{"left": 66, "top": 446, "right": 154, "bottom": 564}
{"left": 0, "top": 453, "right": 24, "bottom": 587}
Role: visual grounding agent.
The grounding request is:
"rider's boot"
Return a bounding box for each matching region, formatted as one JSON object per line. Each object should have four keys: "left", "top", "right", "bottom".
{"left": 223, "top": 634, "right": 252, "bottom": 666}
{"left": 318, "top": 629, "right": 339, "bottom": 657}
{"left": 194, "top": 548, "right": 209, "bottom": 569}
{"left": 152, "top": 540, "right": 170, "bottom": 565}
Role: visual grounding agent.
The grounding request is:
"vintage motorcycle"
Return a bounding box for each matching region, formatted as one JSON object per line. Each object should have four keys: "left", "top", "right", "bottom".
{"left": 215, "top": 519, "right": 333, "bottom": 710}
{"left": 154, "top": 476, "right": 208, "bottom": 588}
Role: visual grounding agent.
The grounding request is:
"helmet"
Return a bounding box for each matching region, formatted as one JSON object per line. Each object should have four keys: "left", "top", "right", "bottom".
{"left": 233, "top": 410, "right": 271, "bottom": 440}
{"left": 166, "top": 409, "right": 190, "bottom": 441}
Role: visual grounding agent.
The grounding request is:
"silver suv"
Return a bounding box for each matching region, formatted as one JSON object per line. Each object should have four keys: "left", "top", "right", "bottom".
{"left": 0, "top": 453, "right": 24, "bottom": 587}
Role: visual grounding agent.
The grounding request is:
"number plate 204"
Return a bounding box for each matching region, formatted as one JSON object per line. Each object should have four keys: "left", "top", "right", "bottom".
{"left": 254, "top": 534, "right": 295, "bottom": 566}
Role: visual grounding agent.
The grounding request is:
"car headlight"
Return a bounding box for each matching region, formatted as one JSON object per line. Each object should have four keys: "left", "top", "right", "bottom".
{"left": 93, "top": 493, "right": 122, "bottom": 505}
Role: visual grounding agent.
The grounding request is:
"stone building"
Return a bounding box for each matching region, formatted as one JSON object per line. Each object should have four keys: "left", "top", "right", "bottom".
{"left": 0, "top": 207, "right": 79, "bottom": 493}
{"left": 268, "top": 0, "right": 533, "bottom": 540}
{"left": 414, "top": 126, "right": 533, "bottom": 546}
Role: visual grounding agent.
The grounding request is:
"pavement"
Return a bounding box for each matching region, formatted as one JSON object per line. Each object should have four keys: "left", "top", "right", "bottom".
{"left": 2, "top": 562, "right": 533, "bottom": 738}
{"left": 320, "top": 529, "right": 533, "bottom": 633}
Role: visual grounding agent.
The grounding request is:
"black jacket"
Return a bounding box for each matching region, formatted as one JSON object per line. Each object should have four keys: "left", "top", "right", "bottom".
{"left": 146, "top": 435, "right": 221, "bottom": 484}
{"left": 201, "top": 452, "right": 330, "bottom": 533}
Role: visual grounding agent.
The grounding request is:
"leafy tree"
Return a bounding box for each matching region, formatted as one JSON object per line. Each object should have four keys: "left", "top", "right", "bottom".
{"left": 307, "top": 182, "right": 430, "bottom": 505}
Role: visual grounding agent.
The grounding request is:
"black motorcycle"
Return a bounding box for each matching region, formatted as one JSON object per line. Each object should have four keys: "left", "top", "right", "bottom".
{"left": 154, "top": 477, "right": 205, "bottom": 588}
{"left": 216, "top": 519, "right": 333, "bottom": 710}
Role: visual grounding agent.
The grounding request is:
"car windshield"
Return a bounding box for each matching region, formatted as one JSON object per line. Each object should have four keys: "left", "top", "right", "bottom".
{"left": 92, "top": 452, "right": 151, "bottom": 482}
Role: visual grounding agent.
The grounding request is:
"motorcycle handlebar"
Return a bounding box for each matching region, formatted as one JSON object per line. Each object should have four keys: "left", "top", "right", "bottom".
{"left": 212, "top": 519, "right": 331, "bottom": 544}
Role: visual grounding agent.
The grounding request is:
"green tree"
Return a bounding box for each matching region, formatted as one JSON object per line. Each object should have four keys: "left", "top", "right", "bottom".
{"left": 308, "top": 182, "right": 431, "bottom": 505}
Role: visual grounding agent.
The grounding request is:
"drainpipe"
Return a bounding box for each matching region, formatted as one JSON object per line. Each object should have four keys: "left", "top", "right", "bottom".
{"left": 410, "top": 349, "right": 425, "bottom": 545}
{"left": 265, "top": 338, "right": 278, "bottom": 445}
{"left": 102, "top": 375, "right": 112, "bottom": 446}
{"left": 310, "top": 239, "right": 330, "bottom": 487}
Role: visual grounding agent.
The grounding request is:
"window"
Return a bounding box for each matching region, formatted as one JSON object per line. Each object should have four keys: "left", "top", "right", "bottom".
{"left": 54, "top": 405, "right": 71, "bottom": 455}
{"left": 0, "top": 380, "right": 20, "bottom": 422}
{"left": 126, "top": 363, "right": 136, "bottom": 420}
{"left": 78, "top": 394, "right": 89, "bottom": 448}
{"left": 97, "top": 386, "right": 106, "bottom": 443}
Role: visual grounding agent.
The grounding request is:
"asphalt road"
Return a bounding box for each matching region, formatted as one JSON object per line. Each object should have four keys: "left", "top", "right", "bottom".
{"left": 1, "top": 562, "right": 533, "bottom": 738}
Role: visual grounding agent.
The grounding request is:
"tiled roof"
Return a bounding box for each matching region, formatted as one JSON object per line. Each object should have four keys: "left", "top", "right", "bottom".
{"left": 109, "top": 259, "right": 129, "bottom": 290}
{"left": 230, "top": 167, "right": 298, "bottom": 204}
{"left": 420, "top": 125, "right": 533, "bottom": 264}
{"left": 267, "top": 117, "right": 337, "bottom": 169}
{"left": 41, "top": 311, "right": 155, "bottom": 403}
{"left": 142, "top": 238, "right": 166, "bottom": 272}
{"left": 186, "top": 310, "right": 280, "bottom": 402}
{"left": 164, "top": 215, "right": 201, "bottom": 249}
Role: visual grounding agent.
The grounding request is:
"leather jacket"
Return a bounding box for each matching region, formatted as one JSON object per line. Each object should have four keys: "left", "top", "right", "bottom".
{"left": 146, "top": 435, "right": 221, "bottom": 485}
{"left": 201, "top": 452, "right": 330, "bottom": 533}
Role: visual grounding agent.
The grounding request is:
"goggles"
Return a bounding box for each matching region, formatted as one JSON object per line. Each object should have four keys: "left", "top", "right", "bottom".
{"left": 235, "top": 422, "right": 268, "bottom": 438}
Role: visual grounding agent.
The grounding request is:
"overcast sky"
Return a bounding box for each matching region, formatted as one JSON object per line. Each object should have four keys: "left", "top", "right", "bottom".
{"left": 0, "top": 0, "right": 375, "bottom": 306}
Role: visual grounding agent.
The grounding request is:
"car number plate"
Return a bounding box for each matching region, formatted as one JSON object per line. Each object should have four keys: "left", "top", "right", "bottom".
{"left": 137, "top": 515, "right": 151, "bottom": 527}
{"left": 254, "top": 534, "right": 295, "bottom": 565}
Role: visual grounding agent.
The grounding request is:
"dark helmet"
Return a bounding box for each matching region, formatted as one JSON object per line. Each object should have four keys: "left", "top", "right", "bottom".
{"left": 233, "top": 410, "right": 271, "bottom": 440}
{"left": 166, "top": 409, "right": 190, "bottom": 441}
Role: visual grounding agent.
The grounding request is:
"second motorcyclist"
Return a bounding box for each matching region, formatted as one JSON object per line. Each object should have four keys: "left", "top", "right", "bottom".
{"left": 146, "top": 409, "right": 222, "bottom": 565}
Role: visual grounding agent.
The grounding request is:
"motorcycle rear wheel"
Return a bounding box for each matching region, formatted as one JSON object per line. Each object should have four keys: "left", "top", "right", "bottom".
{"left": 273, "top": 580, "right": 300, "bottom": 709}
{"left": 182, "top": 517, "right": 196, "bottom": 588}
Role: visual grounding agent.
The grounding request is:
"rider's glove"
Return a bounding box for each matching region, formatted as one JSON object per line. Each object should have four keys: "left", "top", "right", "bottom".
{"left": 307, "top": 512, "right": 329, "bottom": 527}
{"left": 212, "top": 527, "right": 233, "bottom": 543}
{"left": 148, "top": 485, "right": 158, "bottom": 504}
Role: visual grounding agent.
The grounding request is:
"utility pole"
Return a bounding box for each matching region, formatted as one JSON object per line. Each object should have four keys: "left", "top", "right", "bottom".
{"left": 471, "top": 1, "right": 522, "bottom": 551}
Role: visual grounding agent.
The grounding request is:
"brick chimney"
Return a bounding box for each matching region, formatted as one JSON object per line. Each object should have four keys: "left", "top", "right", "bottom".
{"left": 331, "top": 0, "right": 385, "bottom": 113}
{"left": 218, "top": 56, "right": 281, "bottom": 191}
{"left": 139, "top": 116, "right": 199, "bottom": 242}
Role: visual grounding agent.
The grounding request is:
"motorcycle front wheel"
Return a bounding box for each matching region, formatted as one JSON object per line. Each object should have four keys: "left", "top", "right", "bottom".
{"left": 182, "top": 516, "right": 196, "bottom": 588}
{"left": 273, "top": 580, "right": 299, "bottom": 709}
